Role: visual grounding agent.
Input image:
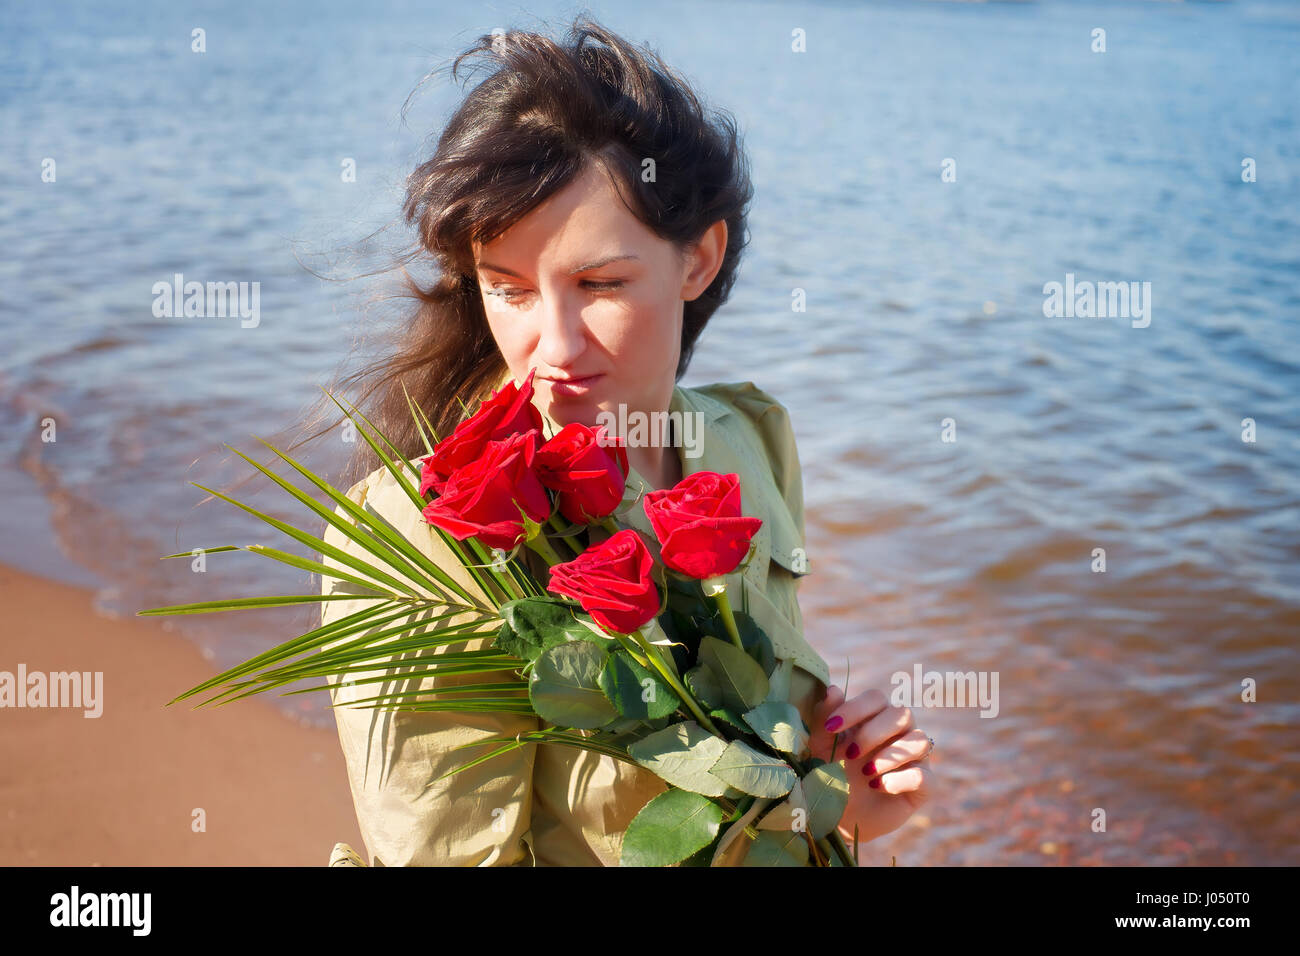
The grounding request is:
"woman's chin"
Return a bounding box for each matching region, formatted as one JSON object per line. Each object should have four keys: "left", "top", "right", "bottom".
{"left": 546, "top": 399, "right": 618, "bottom": 432}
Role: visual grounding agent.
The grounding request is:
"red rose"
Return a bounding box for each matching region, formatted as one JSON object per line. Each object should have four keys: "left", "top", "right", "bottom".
{"left": 534, "top": 422, "right": 629, "bottom": 524}
{"left": 547, "top": 529, "right": 660, "bottom": 635}
{"left": 419, "top": 368, "right": 543, "bottom": 497}
{"left": 642, "top": 471, "right": 763, "bottom": 579}
{"left": 421, "top": 429, "right": 551, "bottom": 551}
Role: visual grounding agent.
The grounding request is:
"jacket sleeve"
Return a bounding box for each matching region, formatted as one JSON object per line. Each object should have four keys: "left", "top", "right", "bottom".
{"left": 708, "top": 382, "right": 806, "bottom": 545}
{"left": 696, "top": 381, "right": 834, "bottom": 713}
{"left": 740, "top": 388, "right": 835, "bottom": 721}
{"left": 318, "top": 463, "right": 539, "bottom": 866}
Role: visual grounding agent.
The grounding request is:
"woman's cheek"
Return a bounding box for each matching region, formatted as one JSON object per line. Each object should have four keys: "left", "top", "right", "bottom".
{"left": 602, "top": 300, "right": 672, "bottom": 352}
{"left": 483, "top": 312, "right": 532, "bottom": 364}
{"left": 583, "top": 310, "right": 637, "bottom": 356}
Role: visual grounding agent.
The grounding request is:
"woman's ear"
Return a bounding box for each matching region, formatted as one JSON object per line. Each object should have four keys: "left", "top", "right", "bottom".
{"left": 681, "top": 219, "right": 728, "bottom": 301}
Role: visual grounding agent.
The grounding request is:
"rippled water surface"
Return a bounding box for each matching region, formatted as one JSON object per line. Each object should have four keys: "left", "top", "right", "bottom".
{"left": 2, "top": 0, "right": 1297, "bottom": 865}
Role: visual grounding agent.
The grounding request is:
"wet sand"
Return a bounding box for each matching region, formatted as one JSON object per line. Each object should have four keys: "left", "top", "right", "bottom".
{"left": 0, "top": 560, "right": 364, "bottom": 865}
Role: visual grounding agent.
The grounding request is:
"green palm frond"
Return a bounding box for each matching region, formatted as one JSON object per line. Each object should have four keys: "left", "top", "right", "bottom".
{"left": 317, "top": 387, "right": 521, "bottom": 606}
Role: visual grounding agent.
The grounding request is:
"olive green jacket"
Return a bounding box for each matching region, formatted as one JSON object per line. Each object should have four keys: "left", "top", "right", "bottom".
{"left": 319, "top": 377, "right": 831, "bottom": 866}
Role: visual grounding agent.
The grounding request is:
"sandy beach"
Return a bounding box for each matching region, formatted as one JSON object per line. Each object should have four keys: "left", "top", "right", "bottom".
{"left": 0, "top": 560, "right": 364, "bottom": 866}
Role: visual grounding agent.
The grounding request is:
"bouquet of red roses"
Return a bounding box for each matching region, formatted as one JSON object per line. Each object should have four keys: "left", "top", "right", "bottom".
{"left": 141, "top": 369, "right": 855, "bottom": 867}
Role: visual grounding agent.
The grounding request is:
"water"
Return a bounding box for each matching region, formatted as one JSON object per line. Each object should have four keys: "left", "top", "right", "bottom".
{"left": 2, "top": 0, "right": 1297, "bottom": 865}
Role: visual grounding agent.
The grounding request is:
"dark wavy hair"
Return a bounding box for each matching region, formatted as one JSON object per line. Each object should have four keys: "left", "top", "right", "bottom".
{"left": 294, "top": 13, "right": 754, "bottom": 490}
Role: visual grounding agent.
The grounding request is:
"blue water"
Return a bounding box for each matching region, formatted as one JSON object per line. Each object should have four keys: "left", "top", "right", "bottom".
{"left": 1, "top": 0, "right": 1297, "bottom": 865}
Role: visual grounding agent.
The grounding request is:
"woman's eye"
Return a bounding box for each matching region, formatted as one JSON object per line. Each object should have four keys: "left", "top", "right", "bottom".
{"left": 489, "top": 286, "right": 530, "bottom": 303}
{"left": 487, "top": 280, "right": 624, "bottom": 305}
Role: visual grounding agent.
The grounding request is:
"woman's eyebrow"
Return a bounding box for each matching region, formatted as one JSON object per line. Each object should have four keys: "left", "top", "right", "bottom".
{"left": 477, "top": 254, "right": 640, "bottom": 278}
{"left": 567, "top": 253, "right": 639, "bottom": 274}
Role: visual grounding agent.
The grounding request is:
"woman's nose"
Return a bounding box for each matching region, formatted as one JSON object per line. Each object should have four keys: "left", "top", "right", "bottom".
{"left": 536, "top": 295, "right": 588, "bottom": 368}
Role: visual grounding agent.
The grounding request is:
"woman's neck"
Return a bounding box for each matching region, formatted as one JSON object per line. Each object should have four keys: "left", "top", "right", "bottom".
{"left": 625, "top": 418, "right": 682, "bottom": 492}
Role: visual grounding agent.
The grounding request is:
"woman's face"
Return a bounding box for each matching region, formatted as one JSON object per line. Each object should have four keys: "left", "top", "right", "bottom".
{"left": 472, "top": 160, "right": 726, "bottom": 430}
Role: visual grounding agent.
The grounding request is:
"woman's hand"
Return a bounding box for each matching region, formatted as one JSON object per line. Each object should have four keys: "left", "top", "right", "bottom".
{"left": 808, "top": 685, "right": 934, "bottom": 845}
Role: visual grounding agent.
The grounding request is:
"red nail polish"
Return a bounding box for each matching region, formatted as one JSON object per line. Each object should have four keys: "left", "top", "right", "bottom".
{"left": 824, "top": 715, "right": 843, "bottom": 732}
{"left": 845, "top": 742, "right": 860, "bottom": 760}
{"left": 868, "top": 777, "right": 881, "bottom": 789}
{"left": 865, "top": 761, "right": 876, "bottom": 776}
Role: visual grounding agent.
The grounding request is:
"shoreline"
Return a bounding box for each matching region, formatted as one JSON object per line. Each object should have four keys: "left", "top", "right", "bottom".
{"left": 0, "top": 559, "right": 365, "bottom": 865}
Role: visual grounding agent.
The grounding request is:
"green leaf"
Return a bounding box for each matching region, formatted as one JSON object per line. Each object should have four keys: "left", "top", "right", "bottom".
{"left": 756, "top": 779, "right": 808, "bottom": 832}
{"left": 325, "top": 680, "right": 526, "bottom": 706}
{"left": 627, "top": 721, "right": 731, "bottom": 797}
{"left": 711, "top": 795, "right": 774, "bottom": 866}
{"left": 619, "top": 789, "right": 724, "bottom": 867}
{"left": 707, "top": 706, "right": 752, "bottom": 734}
{"left": 765, "top": 657, "right": 794, "bottom": 703}
{"left": 249, "top": 435, "right": 486, "bottom": 608}
{"left": 678, "top": 838, "right": 721, "bottom": 867}
{"left": 683, "top": 664, "right": 724, "bottom": 710}
{"left": 495, "top": 598, "right": 591, "bottom": 663}
{"left": 598, "top": 648, "right": 680, "bottom": 720}
{"left": 159, "top": 545, "right": 242, "bottom": 559}
{"left": 742, "top": 699, "right": 809, "bottom": 756}
{"left": 433, "top": 725, "right": 638, "bottom": 783}
{"left": 139, "top": 592, "right": 389, "bottom": 616}
{"left": 663, "top": 577, "right": 721, "bottom": 648}
{"left": 802, "top": 761, "right": 851, "bottom": 839}
{"left": 708, "top": 739, "right": 797, "bottom": 798}
{"left": 400, "top": 380, "right": 438, "bottom": 455}
{"left": 527, "top": 640, "right": 617, "bottom": 729}
{"left": 319, "top": 388, "right": 511, "bottom": 607}
{"left": 167, "top": 600, "right": 409, "bottom": 704}
{"left": 733, "top": 611, "right": 776, "bottom": 676}
{"left": 698, "top": 636, "right": 768, "bottom": 713}
{"left": 244, "top": 545, "right": 407, "bottom": 599}
{"left": 740, "top": 829, "right": 809, "bottom": 867}
{"left": 188, "top": 481, "right": 423, "bottom": 601}
{"left": 199, "top": 610, "right": 502, "bottom": 701}
{"left": 224, "top": 439, "right": 480, "bottom": 609}
{"left": 594, "top": 715, "right": 653, "bottom": 738}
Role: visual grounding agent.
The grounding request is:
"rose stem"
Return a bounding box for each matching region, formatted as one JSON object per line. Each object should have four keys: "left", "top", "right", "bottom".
{"left": 525, "top": 534, "right": 564, "bottom": 567}
{"left": 546, "top": 514, "right": 583, "bottom": 556}
{"left": 708, "top": 578, "right": 746, "bottom": 651}
{"left": 628, "top": 627, "right": 722, "bottom": 737}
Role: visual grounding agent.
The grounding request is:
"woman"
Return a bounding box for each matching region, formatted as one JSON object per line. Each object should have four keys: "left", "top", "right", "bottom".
{"left": 317, "top": 16, "right": 932, "bottom": 866}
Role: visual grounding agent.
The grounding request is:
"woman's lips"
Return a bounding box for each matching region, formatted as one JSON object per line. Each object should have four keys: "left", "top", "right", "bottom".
{"left": 545, "top": 374, "right": 604, "bottom": 396}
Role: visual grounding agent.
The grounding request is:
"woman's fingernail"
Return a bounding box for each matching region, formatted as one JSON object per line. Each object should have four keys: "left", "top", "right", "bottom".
{"left": 868, "top": 777, "right": 881, "bottom": 789}
{"left": 845, "top": 742, "right": 860, "bottom": 760}
{"left": 824, "top": 715, "right": 843, "bottom": 732}
{"left": 864, "top": 760, "right": 876, "bottom": 776}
